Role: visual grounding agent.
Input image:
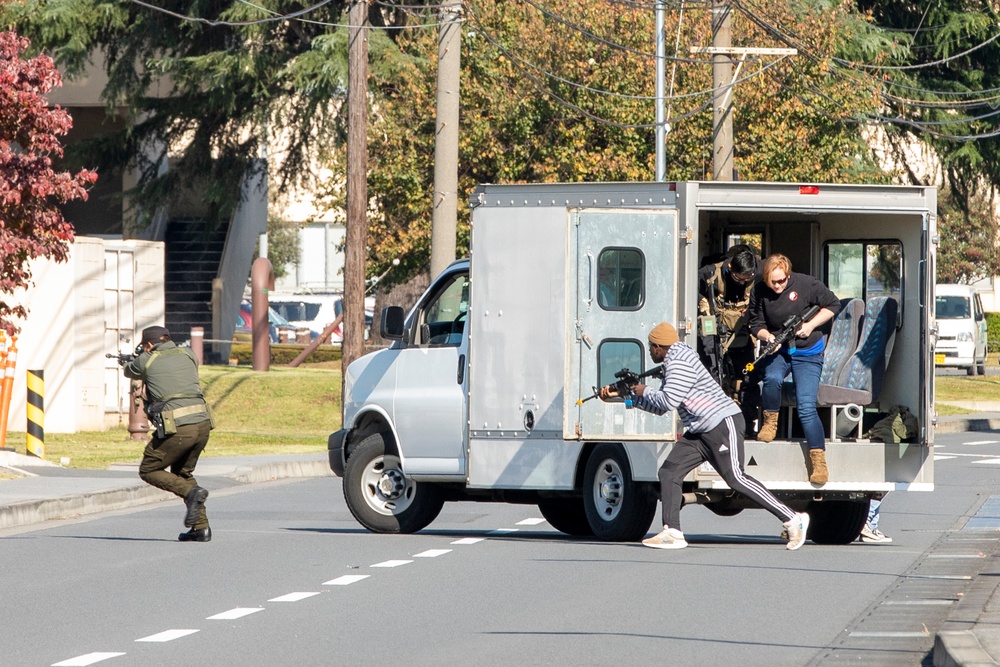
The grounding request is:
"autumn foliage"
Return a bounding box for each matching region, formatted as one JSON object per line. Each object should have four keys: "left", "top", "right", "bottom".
{"left": 0, "top": 31, "right": 95, "bottom": 332}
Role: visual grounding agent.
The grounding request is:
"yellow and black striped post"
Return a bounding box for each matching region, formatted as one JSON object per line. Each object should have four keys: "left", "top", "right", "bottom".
{"left": 26, "top": 369, "right": 43, "bottom": 458}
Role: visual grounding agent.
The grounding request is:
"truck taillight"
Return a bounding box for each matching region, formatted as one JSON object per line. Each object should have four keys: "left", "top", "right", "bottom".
{"left": 800, "top": 185, "right": 820, "bottom": 195}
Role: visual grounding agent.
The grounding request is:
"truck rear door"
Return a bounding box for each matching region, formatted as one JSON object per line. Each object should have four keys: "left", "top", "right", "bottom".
{"left": 571, "top": 209, "right": 682, "bottom": 439}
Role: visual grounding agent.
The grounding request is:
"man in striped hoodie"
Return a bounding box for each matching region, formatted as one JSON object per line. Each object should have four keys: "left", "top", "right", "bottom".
{"left": 599, "top": 322, "right": 809, "bottom": 550}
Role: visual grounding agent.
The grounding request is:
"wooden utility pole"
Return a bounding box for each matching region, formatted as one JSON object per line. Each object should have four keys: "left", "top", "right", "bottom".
{"left": 430, "top": 0, "right": 462, "bottom": 280}
{"left": 711, "top": 0, "right": 733, "bottom": 181}
{"left": 691, "top": 2, "right": 795, "bottom": 182}
{"left": 344, "top": 0, "right": 368, "bottom": 375}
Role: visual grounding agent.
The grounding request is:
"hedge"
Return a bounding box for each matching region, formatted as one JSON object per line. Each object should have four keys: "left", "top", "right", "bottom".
{"left": 988, "top": 313, "right": 1000, "bottom": 354}
{"left": 226, "top": 343, "right": 342, "bottom": 366}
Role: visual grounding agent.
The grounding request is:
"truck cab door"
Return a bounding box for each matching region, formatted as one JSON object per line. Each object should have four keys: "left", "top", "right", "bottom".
{"left": 393, "top": 268, "right": 469, "bottom": 477}
{"left": 571, "top": 209, "right": 681, "bottom": 439}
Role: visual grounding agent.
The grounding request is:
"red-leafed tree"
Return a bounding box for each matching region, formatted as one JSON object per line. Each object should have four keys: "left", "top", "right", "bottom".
{"left": 0, "top": 31, "right": 96, "bottom": 333}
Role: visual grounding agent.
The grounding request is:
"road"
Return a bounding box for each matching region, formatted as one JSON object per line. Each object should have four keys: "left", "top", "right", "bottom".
{"left": 4, "top": 431, "right": 1000, "bottom": 667}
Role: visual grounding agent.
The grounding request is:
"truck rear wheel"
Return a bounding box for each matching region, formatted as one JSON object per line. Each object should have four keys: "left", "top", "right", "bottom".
{"left": 343, "top": 432, "right": 444, "bottom": 534}
{"left": 538, "top": 499, "right": 594, "bottom": 536}
{"left": 806, "top": 499, "right": 868, "bottom": 545}
{"left": 583, "top": 444, "right": 657, "bottom": 542}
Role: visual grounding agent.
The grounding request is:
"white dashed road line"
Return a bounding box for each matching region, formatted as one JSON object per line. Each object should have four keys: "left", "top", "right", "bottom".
{"left": 53, "top": 517, "right": 549, "bottom": 666}
{"left": 135, "top": 629, "right": 199, "bottom": 642}
{"left": 51, "top": 652, "right": 126, "bottom": 666}
{"left": 414, "top": 549, "right": 452, "bottom": 558}
{"left": 207, "top": 607, "right": 265, "bottom": 620}
{"left": 269, "top": 592, "right": 321, "bottom": 602}
{"left": 964, "top": 440, "right": 998, "bottom": 445}
{"left": 323, "top": 574, "right": 370, "bottom": 585}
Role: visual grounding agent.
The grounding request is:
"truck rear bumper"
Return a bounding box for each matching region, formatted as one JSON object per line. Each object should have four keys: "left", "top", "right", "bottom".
{"left": 328, "top": 429, "right": 346, "bottom": 477}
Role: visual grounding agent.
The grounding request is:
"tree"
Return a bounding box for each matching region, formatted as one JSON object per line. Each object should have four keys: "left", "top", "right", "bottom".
{"left": 316, "top": 0, "right": 890, "bottom": 288}
{"left": 0, "top": 31, "right": 96, "bottom": 333}
{"left": 4, "top": 0, "right": 419, "bottom": 224}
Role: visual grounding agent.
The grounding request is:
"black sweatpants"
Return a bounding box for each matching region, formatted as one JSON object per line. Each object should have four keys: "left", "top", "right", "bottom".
{"left": 658, "top": 413, "right": 796, "bottom": 531}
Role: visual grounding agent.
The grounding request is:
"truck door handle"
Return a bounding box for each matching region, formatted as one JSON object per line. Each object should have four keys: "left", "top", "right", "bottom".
{"left": 457, "top": 354, "right": 465, "bottom": 384}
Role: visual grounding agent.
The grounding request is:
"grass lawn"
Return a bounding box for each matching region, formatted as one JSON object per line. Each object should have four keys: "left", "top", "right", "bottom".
{"left": 2, "top": 364, "right": 341, "bottom": 470}
{"left": 935, "top": 375, "right": 1000, "bottom": 415}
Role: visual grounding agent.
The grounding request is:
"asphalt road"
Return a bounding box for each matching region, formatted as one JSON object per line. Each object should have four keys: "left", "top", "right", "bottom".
{"left": 4, "top": 433, "right": 1000, "bottom": 667}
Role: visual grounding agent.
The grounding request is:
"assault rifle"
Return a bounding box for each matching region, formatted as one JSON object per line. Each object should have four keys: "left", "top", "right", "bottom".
{"left": 743, "top": 304, "right": 820, "bottom": 375}
{"left": 576, "top": 365, "right": 665, "bottom": 406}
{"left": 106, "top": 345, "right": 142, "bottom": 366}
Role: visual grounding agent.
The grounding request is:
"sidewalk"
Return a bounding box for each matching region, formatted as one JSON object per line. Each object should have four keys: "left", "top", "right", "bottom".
{"left": 2, "top": 415, "right": 1000, "bottom": 666}
{"left": 0, "top": 449, "right": 332, "bottom": 532}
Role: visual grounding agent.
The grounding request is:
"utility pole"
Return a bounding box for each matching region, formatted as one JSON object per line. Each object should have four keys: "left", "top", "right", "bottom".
{"left": 655, "top": 0, "right": 666, "bottom": 182}
{"left": 690, "top": 2, "right": 795, "bottom": 182}
{"left": 711, "top": 0, "right": 733, "bottom": 181}
{"left": 344, "top": 0, "right": 368, "bottom": 375}
{"left": 430, "top": 0, "right": 462, "bottom": 280}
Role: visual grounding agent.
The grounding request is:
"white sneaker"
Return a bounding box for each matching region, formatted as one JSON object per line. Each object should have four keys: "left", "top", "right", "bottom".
{"left": 642, "top": 525, "right": 688, "bottom": 549}
{"left": 859, "top": 524, "right": 892, "bottom": 543}
{"left": 784, "top": 513, "right": 810, "bottom": 550}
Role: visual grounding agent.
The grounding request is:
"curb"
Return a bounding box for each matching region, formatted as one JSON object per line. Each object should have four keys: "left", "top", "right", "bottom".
{"left": 0, "top": 459, "right": 333, "bottom": 531}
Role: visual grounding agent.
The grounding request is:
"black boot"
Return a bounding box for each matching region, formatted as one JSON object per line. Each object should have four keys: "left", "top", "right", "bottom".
{"left": 184, "top": 486, "right": 209, "bottom": 527}
{"left": 178, "top": 527, "right": 212, "bottom": 542}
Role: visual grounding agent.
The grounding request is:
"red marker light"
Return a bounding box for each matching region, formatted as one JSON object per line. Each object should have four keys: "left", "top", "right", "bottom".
{"left": 800, "top": 185, "right": 820, "bottom": 195}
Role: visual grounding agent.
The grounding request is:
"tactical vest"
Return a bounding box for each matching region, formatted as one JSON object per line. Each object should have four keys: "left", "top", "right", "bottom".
{"left": 708, "top": 261, "right": 753, "bottom": 332}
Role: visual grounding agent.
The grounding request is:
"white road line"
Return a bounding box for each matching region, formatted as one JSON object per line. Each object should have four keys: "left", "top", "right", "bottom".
{"left": 516, "top": 518, "right": 546, "bottom": 526}
{"left": 927, "top": 554, "right": 985, "bottom": 559}
{"left": 850, "top": 631, "right": 929, "bottom": 638}
{"left": 451, "top": 537, "right": 484, "bottom": 545}
{"left": 488, "top": 528, "right": 518, "bottom": 535}
{"left": 206, "top": 608, "right": 265, "bottom": 620}
{"left": 52, "top": 653, "right": 126, "bottom": 666}
{"left": 323, "top": 574, "right": 370, "bottom": 585}
{"left": 935, "top": 452, "right": 996, "bottom": 458}
{"left": 964, "top": 440, "right": 998, "bottom": 445}
{"left": 414, "top": 549, "right": 452, "bottom": 558}
{"left": 371, "top": 559, "right": 413, "bottom": 568}
{"left": 934, "top": 455, "right": 957, "bottom": 461}
{"left": 268, "top": 592, "right": 321, "bottom": 602}
{"left": 974, "top": 458, "right": 1000, "bottom": 465}
{"left": 135, "top": 629, "right": 199, "bottom": 642}
{"left": 883, "top": 600, "right": 955, "bottom": 605}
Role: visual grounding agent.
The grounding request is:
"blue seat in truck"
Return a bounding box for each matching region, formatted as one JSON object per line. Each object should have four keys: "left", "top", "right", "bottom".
{"left": 816, "top": 296, "right": 898, "bottom": 407}
{"left": 780, "top": 297, "right": 863, "bottom": 406}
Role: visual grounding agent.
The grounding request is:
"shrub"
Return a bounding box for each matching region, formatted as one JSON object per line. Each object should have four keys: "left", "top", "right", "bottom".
{"left": 988, "top": 313, "right": 1000, "bottom": 354}
{"left": 227, "top": 343, "right": 342, "bottom": 366}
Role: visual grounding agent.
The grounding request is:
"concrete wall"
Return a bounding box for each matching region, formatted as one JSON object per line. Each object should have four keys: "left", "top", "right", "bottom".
{"left": 7, "top": 237, "right": 164, "bottom": 434}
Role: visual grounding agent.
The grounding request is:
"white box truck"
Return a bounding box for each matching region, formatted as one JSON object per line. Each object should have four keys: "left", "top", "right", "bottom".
{"left": 329, "top": 181, "right": 938, "bottom": 544}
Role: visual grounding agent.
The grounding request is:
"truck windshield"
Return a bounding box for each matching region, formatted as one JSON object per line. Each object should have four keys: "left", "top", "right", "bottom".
{"left": 936, "top": 296, "right": 971, "bottom": 319}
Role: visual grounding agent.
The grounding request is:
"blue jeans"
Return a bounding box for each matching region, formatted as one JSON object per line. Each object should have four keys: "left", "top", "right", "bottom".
{"left": 759, "top": 349, "right": 826, "bottom": 450}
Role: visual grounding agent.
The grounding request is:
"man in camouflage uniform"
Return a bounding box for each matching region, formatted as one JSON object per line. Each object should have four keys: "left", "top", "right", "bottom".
{"left": 122, "top": 326, "right": 214, "bottom": 542}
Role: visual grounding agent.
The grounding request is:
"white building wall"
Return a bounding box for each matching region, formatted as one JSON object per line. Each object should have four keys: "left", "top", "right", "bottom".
{"left": 7, "top": 237, "right": 164, "bottom": 434}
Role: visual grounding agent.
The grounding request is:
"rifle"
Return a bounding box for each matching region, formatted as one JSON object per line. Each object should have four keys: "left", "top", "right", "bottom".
{"left": 743, "top": 304, "right": 820, "bottom": 375}
{"left": 106, "top": 345, "right": 142, "bottom": 366}
{"left": 576, "top": 365, "right": 665, "bottom": 406}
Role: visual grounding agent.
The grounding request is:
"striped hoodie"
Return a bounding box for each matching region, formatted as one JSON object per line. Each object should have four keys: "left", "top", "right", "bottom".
{"left": 633, "top": 341, "right": 741, "bottom": 433}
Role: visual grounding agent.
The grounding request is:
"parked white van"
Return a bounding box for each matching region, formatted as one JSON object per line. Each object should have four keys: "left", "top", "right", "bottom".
{"left": 269, "top": 293, "right": 377, "bottom": 342}
{"left": 935, "top": 284, "right": 988, "bottom": 375}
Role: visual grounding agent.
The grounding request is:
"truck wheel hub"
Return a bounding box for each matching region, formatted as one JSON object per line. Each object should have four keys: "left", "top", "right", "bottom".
{"left": 378, "top": 469, "right": 406, "bottom": 499}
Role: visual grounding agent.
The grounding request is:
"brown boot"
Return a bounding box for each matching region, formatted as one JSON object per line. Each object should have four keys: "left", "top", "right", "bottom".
{"left": 809, "top": 449, "right": 829, "bottom": 485}
{"left": 757, "top": 410, "right": 779, "bottom": 442}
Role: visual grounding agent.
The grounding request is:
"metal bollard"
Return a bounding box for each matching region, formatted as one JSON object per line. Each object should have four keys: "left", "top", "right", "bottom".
{"left": 190, "top": 326, "right": 204, "bottom": 365}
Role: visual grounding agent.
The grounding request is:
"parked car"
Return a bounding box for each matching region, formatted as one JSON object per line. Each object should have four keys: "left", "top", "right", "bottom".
{"left": 935, "top": 284, "right": 988, "bottom": 375}
{"left": 235, "top": 300, "right": 298, "bottom": 343}
{"left": 269, "top": 293, "right": 375, "bottom": 343}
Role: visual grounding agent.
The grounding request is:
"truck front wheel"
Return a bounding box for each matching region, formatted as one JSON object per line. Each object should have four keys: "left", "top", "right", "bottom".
{"left": 806, "top": 499, "right": 868, "bottom": 544}
{"left": 343, "top": 432, "right": 444, "bottom": 534}
{"left": 583, "top": 444, "right": 658, "bottom": 542}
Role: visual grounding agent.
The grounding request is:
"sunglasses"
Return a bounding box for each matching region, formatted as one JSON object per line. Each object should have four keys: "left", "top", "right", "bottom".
{"left": 772, "top": 276, "right": 789, "bottom": 286}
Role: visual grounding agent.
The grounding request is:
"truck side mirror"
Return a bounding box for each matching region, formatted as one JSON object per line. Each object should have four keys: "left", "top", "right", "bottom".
{"left": 381, "top": 306, "right": 406, "bottom": 340}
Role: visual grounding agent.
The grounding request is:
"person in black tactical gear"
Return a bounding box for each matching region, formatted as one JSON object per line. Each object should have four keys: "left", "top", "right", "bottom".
{"left": 122, "top": 326, "right": 214, "bottom": 542}
{"left": 697, "top": 246, "right": 760, "bottom": 433}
